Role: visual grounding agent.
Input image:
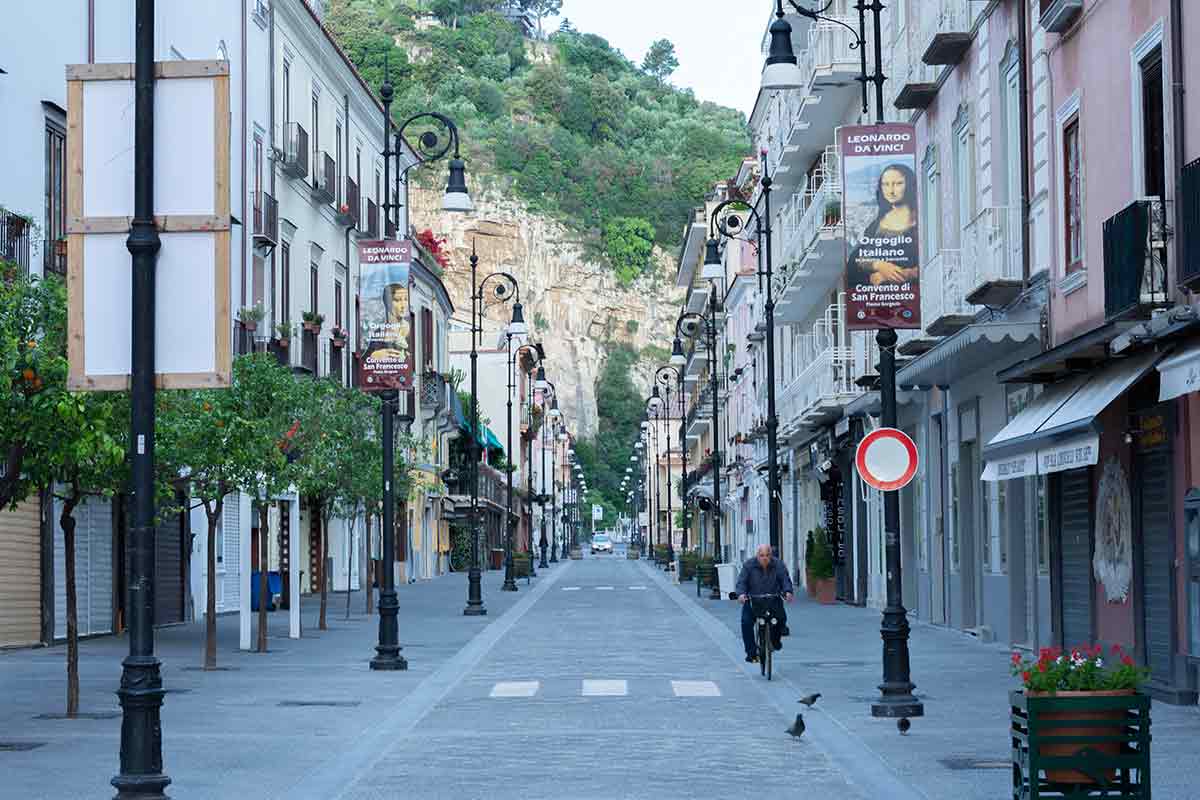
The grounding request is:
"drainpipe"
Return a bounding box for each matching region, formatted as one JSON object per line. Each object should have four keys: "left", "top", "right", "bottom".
{"left": 1169, "top": 0, "right": 1186, "bottom": 298}
{"left": 344, "top": 92, "right": 351, "bottom": 383}
{"left": 240, "top": 0, "right": 248, "bottom": 306}
{"left": 269, "top": 0, "right": 276, "bottom": 337}
{"left": 1018, "top": 0, "right": 1032, "bottom": 285}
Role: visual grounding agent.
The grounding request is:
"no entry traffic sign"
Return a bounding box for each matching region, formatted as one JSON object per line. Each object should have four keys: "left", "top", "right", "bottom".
{"left": 855, "top": 428, "right": 918, "bottom": 491}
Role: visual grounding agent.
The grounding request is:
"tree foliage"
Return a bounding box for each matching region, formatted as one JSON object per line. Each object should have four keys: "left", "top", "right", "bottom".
{"left": 326, "top": 3, "right": 750, "bottom": 280}
{"left": 602, "top": 217, "right": 656, "bottom": 287}
{"left": 641, "top": 38, "right": 679, "bottom": 84}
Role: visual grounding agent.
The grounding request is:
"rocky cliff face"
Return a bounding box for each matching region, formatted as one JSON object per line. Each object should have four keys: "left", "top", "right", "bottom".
{"left": 410, "top": 185, "right": 683, "bottom": 440}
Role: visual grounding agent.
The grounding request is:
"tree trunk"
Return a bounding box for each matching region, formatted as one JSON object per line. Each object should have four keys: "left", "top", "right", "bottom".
{"left": 365, "top": 514, "right": 374, "bottom": 614}
{"left": 60, "top": 493, "right": 81, "bottom": 717}
{"left": 318, "top": 504, "right": 329, "bottom": 631}
{"left": 256, "top": 503, "right": 270, "bottom": 653}
{"left": 203, "top": 497, "right": 223, "bottom": 669}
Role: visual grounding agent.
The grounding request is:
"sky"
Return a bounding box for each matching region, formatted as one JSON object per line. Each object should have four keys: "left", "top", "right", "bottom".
{"left": 547, "top": 1, "right": 768, "bottom": 118}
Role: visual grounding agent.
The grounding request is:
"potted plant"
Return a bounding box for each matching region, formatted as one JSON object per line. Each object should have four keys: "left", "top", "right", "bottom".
{"left": 275, "top": 321, "right": 294, "bottom": 348}
{"left": 808, "top": 526, "right": 836, "bottom": 604}
{"left": 301, "top": 311, "right": 324, "bottom": 333}
{"left": 1010, "top": 645, "right": 1149, "bottom": 785}
{"left": 238, "top": 304, "right": 264, "bottom": 332}
{"left": 804, "top": 530, "right": 816, "bottom": 597}
{"left": 330, "top": 325, "right": 348, "bottom": 348}
{"left": 823, "top": 199, "right": 842, "bottom": 226}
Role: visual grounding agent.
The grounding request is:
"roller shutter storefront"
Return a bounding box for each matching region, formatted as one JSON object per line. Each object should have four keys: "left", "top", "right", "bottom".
{"left": 1057, "top": 468, "right": 1093, "bottom": 649}
{"left": 0, "top": 499, "right": 43, "bottom": 647}
{"left": 53, "top": 495, "right": 113, "bottom": 639}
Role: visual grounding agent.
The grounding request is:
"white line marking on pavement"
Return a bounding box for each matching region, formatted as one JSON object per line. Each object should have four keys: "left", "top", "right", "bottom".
{"left": 595, "top": 586, "right": 614, "bottom": 591}
{"left": 671, "top": 680, "right": 721, "bottom": 697}
{"left": 490, "top": 681, "right": 540, "bottom": 698}
{"left": 581, "top": 679, "right": 627, "bottom": 697}
{"left": 628, "top": 586, "right": 647, "bottom": 590}
{"left": 561, "top": 586, "right": 581, "bottom": 591}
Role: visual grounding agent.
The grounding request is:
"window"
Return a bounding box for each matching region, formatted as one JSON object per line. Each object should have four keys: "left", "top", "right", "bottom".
{"left": 334, "top": 280, "right": 343, "bottom": 328}
{"left": 269, "top": 251, "right": 276, "bottom": 332}
{"left": 282, "top": 61, "right": 290, "bottom": 127}
{"left": 253, "top": 134, "right": 263, "bottom": 201}
{"left": 924, "top": 154, "right": 941, "bottom": 255}
{"left": 310, "top": 263, "right": 319, "bottom": 313}
{"left": 311, "top": 93, "right": 320, "bottom": 169}
{"left": 953, "top": 110, "right": 974, "bottom": 238}
{"left": 1063, "top": 118, "right": 1083, "bottom": 272}
{"left": 335, "top": 121, "right": 343, "bottom": 202}
{"left": 1140, "top": 48, "right": 1166, "bottom": 200}
{"left": 44, "top": 118, "right": 67, "bottom": 270}
{"left": 949, "top": 460, "right": 960, "bottom": 571}
{"left": 279, "top": 241, "right": 291, "bottom": 327}
{"left": 1036, "top": 476, "right": 1049, "bottom": 574}
{"left": 1002, "top": 54, "right": 1022, "bottom": 209}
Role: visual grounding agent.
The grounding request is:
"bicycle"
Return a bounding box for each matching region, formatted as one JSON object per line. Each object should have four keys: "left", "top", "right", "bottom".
{"left": 748, "top": 593, "right": 784, "bottom": 680}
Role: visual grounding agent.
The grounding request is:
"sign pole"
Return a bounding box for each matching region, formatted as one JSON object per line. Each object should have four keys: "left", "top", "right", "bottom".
{"left": 113, "top": 1, "right": 170, "bottom": 797}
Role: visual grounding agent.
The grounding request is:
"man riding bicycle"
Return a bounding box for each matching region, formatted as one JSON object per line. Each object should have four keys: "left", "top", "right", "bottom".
{"left": 736, "top": 544, "right": 795, "bottom": 663}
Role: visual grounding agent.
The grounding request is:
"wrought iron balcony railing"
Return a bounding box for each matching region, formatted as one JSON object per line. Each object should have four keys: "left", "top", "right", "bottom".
{"left": 282, "top": 122, "right": 309, "bottom": 180}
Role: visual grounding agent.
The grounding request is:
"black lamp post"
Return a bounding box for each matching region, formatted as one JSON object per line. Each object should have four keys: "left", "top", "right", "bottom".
{"left": 655, "top": 366, "right": 685, "bottom": 565}
{"left": 372, "top": 76, "right": 470, "bottom": 665}
{"left": 464, "top": 250, "right": 523, "bottom": 615}
{"left": 501, "top": 300, "right": 529, "bottom": 592}
{"left": 704, "top": 191, "right": 782, "bottom": 556}
{"left": 676, "top": 299, "right": 723, "bottom": 598}
{"left": 764, "top": 0, "right": 921, "bottom": 729}
{"left": 113, "top": 3, "right": 169, "bottom": 796}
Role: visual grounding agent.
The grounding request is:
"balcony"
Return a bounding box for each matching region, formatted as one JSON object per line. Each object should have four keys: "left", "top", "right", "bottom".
{"left": 921, "top": 249, "right": 973, "bottom": 336}
{"left": 1180, "top": 157, "right": 1200, "bottom": 288}
{"left": 252, "top": 190, "right": 278, "bottom": 248}
{"left": 336, "top": 177, "right": 359, "bottom": 227}
{"left": 310, "top": 151, "right": 336, "bottom": 205}
{"left": 365, "top": 198, "right": 380, "bottom": 239}
{"left": 328, "top": 341, "right": 344, "bottom": 385}
{"left": 920, "top": 0, "right": 975, "bottom": 66}
{"left": 1103, "top": 197, "right": 1169, "bottom": 321}
{"left": 962, "top": 206, "right": 1024, "bottom": 307}
{"left": 42, "top": 238, "right": 67, "bottom": 277}
{"left": 2, "top": 213, "right": 32, "bottom": 275}
{"left": 268, "top": 338, "right": 290, "bottom": 368}
{"left": 777, "top": 300, "right": 872, "bottom": 441}
{"left": 420, "top": 370, "right": 449, "bottom": 417}
{"left": 685, "top": 388, "right": 713, "bottom": 440}
{"left": 1040, "top": 0, "right": 1083, "bottom": 33}
{"left": 281, "top": 122, "right": 309, "bottom": 180}
{"left": 773, "top": 145, "right": 845, "bottom": 325}
{"left": 892, "top": 31, "right": 940, "bottom": 110}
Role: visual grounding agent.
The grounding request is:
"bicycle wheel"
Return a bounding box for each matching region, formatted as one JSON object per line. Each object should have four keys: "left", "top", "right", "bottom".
{"left": 764, "top": 624, "right": 773, "bottom": 681}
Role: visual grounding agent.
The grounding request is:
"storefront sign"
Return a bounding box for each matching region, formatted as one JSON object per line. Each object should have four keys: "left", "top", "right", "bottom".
{"left": 980, "top": 451, "right": 1037, "bottom": 482}
{"left": 357, "top": 240, "right": 413, "bottom": 391}
{"left": 1037, "top": 435, "right": 1099, "bottom": 475}
{"left": 1157, "top": 340, "right": 1200, "bottom": 402}
{"left": 839, "top": 123, "right": 922, "bottom": 331}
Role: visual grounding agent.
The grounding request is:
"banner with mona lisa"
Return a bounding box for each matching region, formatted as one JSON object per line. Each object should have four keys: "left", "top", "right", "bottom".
{"left": 357, "top": 239, "right": 414, "bottom": 391}
{"left": 839, "top": 124, "right": 921, "bottom": 331}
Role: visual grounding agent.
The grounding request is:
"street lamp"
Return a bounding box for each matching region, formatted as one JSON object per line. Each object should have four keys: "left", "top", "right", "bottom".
{"left": 371, "top": 74, "right": 470, "bottom": 671}
{"left": 655, "top": 366, "right": 686, "bottom": 559}
{"left": 705, "top": 187, "right": 782, "bottom": 557}
{"left": 677, "top": 304, "right": 723, "bottom": 597}
{"left": 463, "top": 247, "right": 521, "bottom": 616}
{"left": 501, "top": 299, "right": 529, "bottom": 593}
{"left": 760, "top": 0, "right": 805, "bottom": 91}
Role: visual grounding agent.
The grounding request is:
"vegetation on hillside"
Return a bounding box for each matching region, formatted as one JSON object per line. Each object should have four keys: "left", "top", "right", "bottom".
{"left": 326, "top": 0, "right": 750, "bottom": 285}
{"left": 572, "top": 343, "right": 641, "bottom": 526}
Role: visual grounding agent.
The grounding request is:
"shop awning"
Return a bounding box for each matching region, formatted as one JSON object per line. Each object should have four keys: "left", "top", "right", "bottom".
{"left": 450, "top": 389, "right": 505, "bottom": 454}
{"left": 897, "top": 321, "right": 1040, "bottom": 389}
{"left": 981, "top": 349, "right": 1164, "bottom": 481}
{"left": 1157, "top": 338, "right": 1200, "bottom": 402}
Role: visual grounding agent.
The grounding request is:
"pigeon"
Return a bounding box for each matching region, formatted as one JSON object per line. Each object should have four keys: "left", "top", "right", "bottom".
{"left": 897, "top": 717, "right": 911, "bottom": 735}
{"left": 797, "top": 693, "right": 821, "bottom": 707}
{"left": 785, "top": 713, "right": 805, "bottom": 739}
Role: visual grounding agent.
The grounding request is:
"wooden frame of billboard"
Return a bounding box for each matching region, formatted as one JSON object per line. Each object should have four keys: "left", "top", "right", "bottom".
{"left": 65, "top": 59, "right": 231, "bottom": 391}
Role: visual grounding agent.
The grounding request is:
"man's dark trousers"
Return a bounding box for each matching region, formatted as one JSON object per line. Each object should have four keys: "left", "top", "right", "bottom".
{"left": 742, "top": 598, "right": 786, "bottom": 658}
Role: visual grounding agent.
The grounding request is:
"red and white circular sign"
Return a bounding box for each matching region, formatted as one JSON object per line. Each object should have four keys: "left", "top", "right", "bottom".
{"left": 855, "top": 428, "right": 919, "bottom": 491}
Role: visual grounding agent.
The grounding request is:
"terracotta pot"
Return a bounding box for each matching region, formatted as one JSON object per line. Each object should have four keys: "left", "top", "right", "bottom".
{"left": 805, "top": 567, "right": 816, "bottom": 598}
{"left": 814, "top": 577, "right": 836, "bottom": 604}
{"left": 242, "top": 320, "right": 258, "bottom": 332}
{"left": 302, "top": 321, "right": 322, "bottom": 333}
{"left": 1029, "top": 689, "right": 1132, "bottom": 784}
{"left": 331, "top": 336, "right": 347, "bottom": 348}
{"left": 278, "top": 338, "right": 290, "bottom": 349}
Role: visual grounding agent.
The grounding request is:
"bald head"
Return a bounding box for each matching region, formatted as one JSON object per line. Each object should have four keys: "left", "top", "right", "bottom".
{"left": 756, "top": 544, "right": 772, "bottom": 569}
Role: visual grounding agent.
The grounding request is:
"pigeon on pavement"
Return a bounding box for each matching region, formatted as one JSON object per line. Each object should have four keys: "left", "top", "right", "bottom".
{"left": 897, "top": 717, "right": 911, "bottom": 735}
{"left": 785, "top": 713, "right": 805, "bottom": 739}
{"left": 797, "top": 693, "right": 821, "bottom": 707}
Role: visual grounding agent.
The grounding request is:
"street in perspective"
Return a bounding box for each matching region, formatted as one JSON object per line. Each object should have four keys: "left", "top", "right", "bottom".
{"left": 2, "top": 0, "right": 1200, "bottom": 798}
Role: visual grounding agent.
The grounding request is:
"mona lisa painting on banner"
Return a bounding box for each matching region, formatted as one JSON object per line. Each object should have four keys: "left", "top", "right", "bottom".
{"left": 357, "top": 240, "right": 414, "bottom": 391}
{"left": 839, "top": 124, "right": 921, "bottom": 331}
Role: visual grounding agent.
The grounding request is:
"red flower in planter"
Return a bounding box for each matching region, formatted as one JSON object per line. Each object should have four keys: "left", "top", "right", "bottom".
{"left": 1022, "top": 671, "right": 1031, "bottom": 683}
{"left": 1011, "top": 652, "right": 1022, "bottom": 665}
{"left": 1037, "top": 661, "right": 1048, "bottom": 673}
{"left": 1121, "top": 655, "right": 1134, "bottom": 667}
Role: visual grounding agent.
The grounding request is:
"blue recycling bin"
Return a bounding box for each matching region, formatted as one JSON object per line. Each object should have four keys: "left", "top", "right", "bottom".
{"left": 250, "top": 570, "right": 282, "bottom": 611}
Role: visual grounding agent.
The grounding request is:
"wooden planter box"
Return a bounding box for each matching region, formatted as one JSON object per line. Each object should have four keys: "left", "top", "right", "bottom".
{"left": 626, "top": 547, "right": 640, "bottom": 560}
{"left": 1010, "top": 689, "right": 1150, "bottom": 798}
{"left": 512, "top": 556, "right": 531, "bottom": 578}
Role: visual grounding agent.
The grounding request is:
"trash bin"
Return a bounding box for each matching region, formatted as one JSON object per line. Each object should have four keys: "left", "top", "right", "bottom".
{"left": 250, "top": 571, "right": 277, "bottom": 612}
{"left": 490, "top": 548, "right": 505, "bottom": 570}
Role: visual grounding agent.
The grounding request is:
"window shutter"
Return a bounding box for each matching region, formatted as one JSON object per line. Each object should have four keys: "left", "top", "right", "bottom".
{"left": 422, "top": 308, "right": 434, "bottom": 371}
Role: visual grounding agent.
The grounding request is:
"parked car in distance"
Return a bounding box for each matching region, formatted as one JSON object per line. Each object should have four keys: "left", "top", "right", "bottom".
{"left": 591, "top": 534, "right": 613, "bottom": 554}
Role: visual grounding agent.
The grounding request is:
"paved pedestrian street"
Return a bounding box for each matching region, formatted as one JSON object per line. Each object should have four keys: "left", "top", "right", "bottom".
{"left": 7, "top": 556, "right": 1197, "bottom": 799}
